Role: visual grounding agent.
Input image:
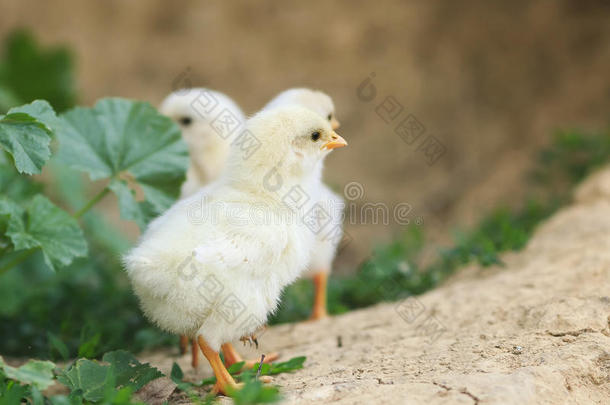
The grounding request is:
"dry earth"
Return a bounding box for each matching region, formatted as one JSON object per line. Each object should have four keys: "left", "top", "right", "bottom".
{"left": 134, "top": 167, "right": 610, "bottom": 404}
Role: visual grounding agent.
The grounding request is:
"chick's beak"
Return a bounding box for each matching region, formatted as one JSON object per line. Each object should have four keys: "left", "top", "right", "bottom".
{"left": 322, "top": 132, "right": 348, "bottom": 150}
{"left": 330, "top": 118, "right": 341, "bottom": 130}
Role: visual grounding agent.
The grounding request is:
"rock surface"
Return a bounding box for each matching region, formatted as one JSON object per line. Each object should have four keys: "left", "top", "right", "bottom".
{"left": 143, "top": 167, "right": 610, "bottom": 404}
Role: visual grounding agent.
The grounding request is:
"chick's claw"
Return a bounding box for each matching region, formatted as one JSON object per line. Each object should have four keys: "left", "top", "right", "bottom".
{"left": 239, "top": 334, "right": 259, "bottom": 349}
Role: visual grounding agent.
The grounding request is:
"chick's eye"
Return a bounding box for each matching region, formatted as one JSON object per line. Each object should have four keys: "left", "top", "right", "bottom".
{"left": 311, "top": 131, "right": 321, "bottom": 141}
{"left": 179, "top": 116, "right": 192, "bottom": 126}
{"left": 327, "top": 114, "right": 332, "bottom": 121}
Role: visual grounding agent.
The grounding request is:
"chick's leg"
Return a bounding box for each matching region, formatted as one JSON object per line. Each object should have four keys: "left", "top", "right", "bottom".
{"left": 191, "top": 338, "right": 199, "bottom": 368}
{"left": 179, "top": 335, "right": 189, "bottom": 355}
{"left": 197, "top": 336, "right": 238, "bottom": 396}
{"left": 221, "top": 342, "right": 279, "bottom": 369}
{"left": 309, "top": 271, "right": 329, "bottom": 320}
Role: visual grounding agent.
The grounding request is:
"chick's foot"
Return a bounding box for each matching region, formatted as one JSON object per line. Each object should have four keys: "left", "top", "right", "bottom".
{"left": 221, "top": 342, "right": 280, "bottom": 370}
{"left": 197, "top": 336, "right": 238, "bottom": 396}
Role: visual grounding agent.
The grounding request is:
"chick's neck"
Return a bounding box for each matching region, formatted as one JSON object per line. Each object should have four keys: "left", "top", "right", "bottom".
{"left": 222, "top": 155, "right": 323, "bottom": 205}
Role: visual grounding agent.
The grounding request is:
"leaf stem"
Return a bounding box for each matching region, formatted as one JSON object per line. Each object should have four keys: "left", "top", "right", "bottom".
{"left": 0, "top": 248, "right": 35, "bottom": 275}
{"left": 73, "top": 187, "right": 110, "bottom": 219}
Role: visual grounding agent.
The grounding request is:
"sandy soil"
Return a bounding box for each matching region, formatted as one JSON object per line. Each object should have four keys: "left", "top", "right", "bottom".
{"left": 132, "top": 166, "right": 610, "bottom": 404}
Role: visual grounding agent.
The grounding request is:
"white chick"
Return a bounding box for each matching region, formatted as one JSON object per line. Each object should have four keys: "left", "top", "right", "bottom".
{"left": 159, "top": 88, "right": 245, "bottom": 198}
{"left": 160, "top": 89, "right": 249, "bottom": 363}
{"left": 160, "top": 87, "right": 344, "bottom": 367}
{"left": 124, "top": 106, "right": 347, "bottom": 394}
{"left": 264, "top": 88, "right": 343, "bottom": 320}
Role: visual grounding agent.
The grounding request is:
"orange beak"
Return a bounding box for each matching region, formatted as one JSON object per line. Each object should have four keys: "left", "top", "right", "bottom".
{"left": 330, "top": 118, "right": 341, "bottom": 130}
{"left": 322, "top": 132, "right": 348, "bottom": 150}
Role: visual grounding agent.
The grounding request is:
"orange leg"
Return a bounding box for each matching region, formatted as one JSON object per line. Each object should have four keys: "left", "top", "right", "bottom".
{"left": 191, "top": 338, "right": 200, "bottom": 368}
{"left": 197, "top": 336, "right": 239, "bottom": 396}
{"left": 221, "top": 342, "right": 279, "bottom": 370}
{"left": 309, "top": 272, "right": 329, "bottom": 320}
{"left": 179, "top": 335, "right": 189, "bottom": 355}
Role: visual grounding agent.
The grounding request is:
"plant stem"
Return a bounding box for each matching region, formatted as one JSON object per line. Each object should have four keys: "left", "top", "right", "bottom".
{"left": 0, "top": 249, "right": 35, "bottom": 275}
{"left": 0, "top": 187, "right": 111, "bottom": 275}
{"left": 73, "top": 187, "right": 110, "bottom": 219}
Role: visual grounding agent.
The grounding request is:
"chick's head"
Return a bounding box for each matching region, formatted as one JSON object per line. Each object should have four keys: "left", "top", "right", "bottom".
{"left": 265, "top": 88, "right": 340, "bottom": 130}
{"left": 225, "top": 106, "right": 347, "bottom": 186}
{"left": 159, "top": 88, "right": 244, "bottom": 146}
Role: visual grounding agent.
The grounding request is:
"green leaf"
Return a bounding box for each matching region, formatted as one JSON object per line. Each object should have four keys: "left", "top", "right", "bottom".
{"left": 101, "top": 350, "right": 163, "bottom": 392}
{"left": 253, "top": 363, "right": 271, "bottom": 375}
{"left": 57, "top": 358, "right": 108, "bottom": 402}
{"left": 30, "top": 386, "right": 45, "bottom": 405}
{"left": 108, "top": 179, "right": 157, "bottom": 230}
{"left": 0, "top": 152, "right": 43, "bottom": 202}
{"left": 56, "top": 98, "right": 188, "bottom": 228}
{"left": 199, "top": 376, "right": 216, "bottom": 386}
{"left": 0, "top": 196, "right": 22, "bottom": 237}
{"left": 227, "top": 378, "right": 281, "bottom": 405}
{"left": 265, "top": 356, "right": 306, "bottom": 375}
{"left": 8, "top": 99, "right": 61, "bottom": 130}
{"left": 169, "top": 362, "right": 183, "bottom": 384}
{"left": 5, "top": 195, "right": 87, "bottom": 271}
{"left": 0, "top": 379, "right": 29, "bottom": 405}
{"left": 0, "top": 356, "right": 56, "bottom": 390}
{"left": 0, "top": 101, "right": 56, "bottom": 174}
{"left": 57, "top": 351, "right": 162, "bottom": 402}
{"left": 227, "top": 361, "right": 246, "bottom": 374}
{"left": 0, "top": 30, "right": 76, "bottom": 113}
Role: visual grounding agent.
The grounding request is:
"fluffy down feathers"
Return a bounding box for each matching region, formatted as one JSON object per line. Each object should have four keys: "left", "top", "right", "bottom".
{"left": 124, "top": 106, "right": 338, "bottom": 350}
{"left": 160, "top": 88, "right": 245, "bottom": 197}
{"left": 264, "top": 88, "right": 345, "bottom": 275}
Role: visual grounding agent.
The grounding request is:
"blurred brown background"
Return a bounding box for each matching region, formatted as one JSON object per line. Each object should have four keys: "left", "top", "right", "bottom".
{"left": 2, "top": 0, "right": 609, "bottom": 271}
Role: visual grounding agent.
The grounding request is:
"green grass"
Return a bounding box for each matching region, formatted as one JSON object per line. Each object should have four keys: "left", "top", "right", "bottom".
{"left": 1, "top": 349, "right": 300, "bottom": 404}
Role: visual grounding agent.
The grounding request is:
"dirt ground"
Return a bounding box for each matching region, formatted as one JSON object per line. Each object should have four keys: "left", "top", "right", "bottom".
{"left": 2, "top": 1, "right": 610, "bottom": 270}
{"left": 130, "top": 166, "right": 610, "bottom": 404}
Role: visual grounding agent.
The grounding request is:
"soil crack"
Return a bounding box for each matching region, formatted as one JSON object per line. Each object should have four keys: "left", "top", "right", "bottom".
{"left": 547, "top": 328, "right": 596, "bottom": 337}
{"left": 433, "top": 381, "right": 480, "bottom": 404}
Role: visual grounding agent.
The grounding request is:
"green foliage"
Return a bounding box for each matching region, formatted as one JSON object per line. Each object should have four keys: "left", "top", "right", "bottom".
{"left": 56, "top": 98, "right": 188, "bottom": 228}
{"left": 0, "top": 30, "right": 76, "bottom": 113}
{"left": 0, "top": 380, "right": 30, "bottom": 405}
{"left": 58, "top": 351, "right": 162, "bottom": 402}
{"left": 227, "top": 375, "right": 281, "bottom": 405}
{"left": 0, "top": 97, "right": 185, "bottom": 357}
{"left": 533, "top": 130, "right": 610, "bottom": 186}
{"left": 254, "top": 356, "right": 306, "bottom": 376}
{"left": 0, "top": 350, "right": 161, "bottom": 404}
{"left": 5, "top": 194, "right": 87, "bottom": 271}
{"left": 0, "top": 96, "right": 187, "bottom": 276}
{"left": 0, "top": 356, "right": 56, "bottom": 390}
{"left": 0, "top": 100, "right": 58, "bottom": 174}
{"left": 0, "top": 236, "right": 172, "bottom": 358}
{"left": 170, "top": 357, "right": 302, "bottom": 404}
